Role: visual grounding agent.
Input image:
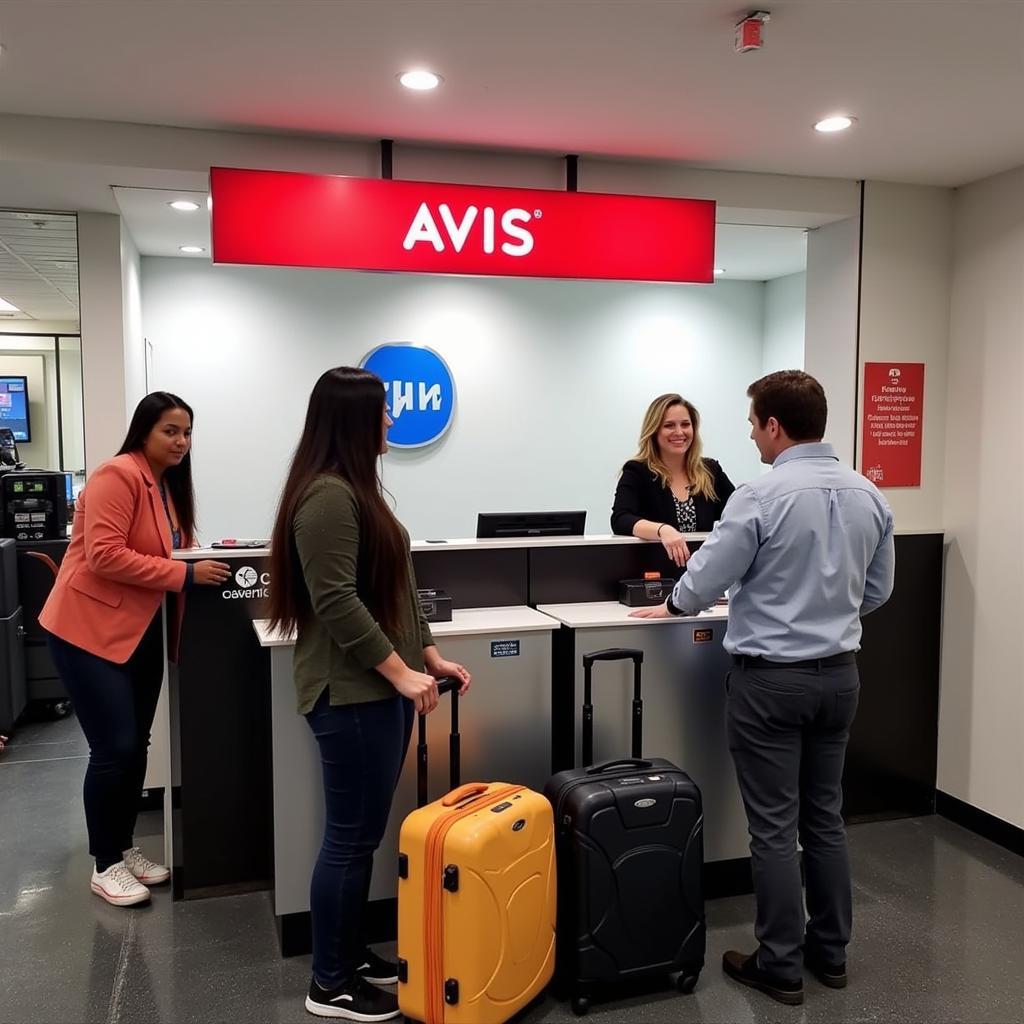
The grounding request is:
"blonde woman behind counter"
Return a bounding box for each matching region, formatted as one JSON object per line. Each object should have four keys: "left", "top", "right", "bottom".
{"left": 611, "top": 393, "right": 735, "bottom": 566}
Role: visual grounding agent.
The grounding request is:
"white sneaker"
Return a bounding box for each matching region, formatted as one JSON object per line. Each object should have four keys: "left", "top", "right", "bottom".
{"left": 122, "top": 846, "right": 171, "bottom": 885}
{"left": 91, "top": 862, "right": 151, "bottom": 906}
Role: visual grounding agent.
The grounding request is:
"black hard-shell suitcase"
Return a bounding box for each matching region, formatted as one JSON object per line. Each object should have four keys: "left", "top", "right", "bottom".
{"left": 544, "top": 648, "right": 705, "bottom": 1015}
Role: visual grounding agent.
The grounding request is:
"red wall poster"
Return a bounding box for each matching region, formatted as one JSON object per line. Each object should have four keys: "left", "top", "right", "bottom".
{"left": 861, "top": 362, "right": 925, "bottom": 487}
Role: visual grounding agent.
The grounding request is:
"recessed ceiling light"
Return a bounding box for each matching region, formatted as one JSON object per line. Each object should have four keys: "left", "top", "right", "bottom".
{"left": 0, "top": 297, "right": 20, "bottom": 313}
{"left": 179, "top": 245, "right": 205, "bottom": 254}
{"left": 814, "top": 115, "right": 856, "bottom": 133}
{"left": 713, "top": 268, "right": 725, "bottom": 276}
{"left": 399, "top": 69, "right": 442, "bottom": 91}
{"left": 169, "top": 200, "right": 201, "bottom": 212}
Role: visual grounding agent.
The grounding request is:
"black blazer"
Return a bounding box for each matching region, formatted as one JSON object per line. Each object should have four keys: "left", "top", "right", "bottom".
{"left": 611, "top": 458, "right": 735, "bottom": 535}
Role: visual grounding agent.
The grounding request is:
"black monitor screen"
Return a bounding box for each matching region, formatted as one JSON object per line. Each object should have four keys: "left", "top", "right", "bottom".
{"left": 0, "top": 377, "right": 30, "bottom": 442}
{"left": 476, "top": 510, "right": 586, "bottom": 539}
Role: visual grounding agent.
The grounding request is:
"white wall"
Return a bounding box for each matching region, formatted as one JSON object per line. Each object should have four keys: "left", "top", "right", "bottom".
{"left": 78, "top": 212, "right": 129, "bottom": 471}
{"left": 121, "top": 223, "right": 147, "bottom": 414}
{"left": 858, "top": 182, "right": 952, "bottom": 531}
{"left": 940, "top": 166, "right": 1024, "bottom": 831}
{"left": 58, "top": 339, "right": 86, "bottom": 475}
{"left": 762, "top": 272, "right": 806, "bottom": 374}
{"left": 142, "top": 258, "right": 772, "bottom": 543}
{"left": 804, "top": 216, "right": 860, "bottom": 465}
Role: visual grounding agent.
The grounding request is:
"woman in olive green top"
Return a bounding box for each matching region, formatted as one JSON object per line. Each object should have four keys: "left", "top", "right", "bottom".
{"left": 267, "top": 366, "right": 471, "bottom": 1023}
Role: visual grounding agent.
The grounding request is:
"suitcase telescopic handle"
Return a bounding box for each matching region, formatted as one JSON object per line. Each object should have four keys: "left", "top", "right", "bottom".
{"left": 585, "top": 758, "right": 654, "bottom": 775}
{"left": 416, "top": 676, "right": 460, "bottom": 808}
{"left": 581, "top": 648, "right": 644, "bottom": 768}
{"left": 582, "top": 648, "right": 644, "bottom": 669}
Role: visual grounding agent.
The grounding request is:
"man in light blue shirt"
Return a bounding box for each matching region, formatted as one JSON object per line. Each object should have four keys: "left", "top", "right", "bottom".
{"left": 633, "top": 370, "right": 894, "bottom": 1005}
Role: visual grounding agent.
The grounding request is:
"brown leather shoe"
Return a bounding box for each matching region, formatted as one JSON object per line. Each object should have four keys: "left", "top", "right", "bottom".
{"left": 722, "top": 950, "right": 805, "bottom": 1006}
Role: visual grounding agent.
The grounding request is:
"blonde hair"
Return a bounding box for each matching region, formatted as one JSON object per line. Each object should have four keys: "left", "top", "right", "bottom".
{"left": 631, "top": 393, "right": 717, "bottom": 501}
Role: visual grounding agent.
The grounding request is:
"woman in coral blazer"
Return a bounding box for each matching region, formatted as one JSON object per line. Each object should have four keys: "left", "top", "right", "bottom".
{"left": 40, "top": 392, "right": 231, "bottom": 907}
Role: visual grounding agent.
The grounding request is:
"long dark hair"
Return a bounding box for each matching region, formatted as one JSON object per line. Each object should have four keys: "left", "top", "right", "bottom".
{"left": 267, "top": 367, "right": 408, "bottom": 636}
{"left": 117, "top": 392, "right": 196, "bottom": 543}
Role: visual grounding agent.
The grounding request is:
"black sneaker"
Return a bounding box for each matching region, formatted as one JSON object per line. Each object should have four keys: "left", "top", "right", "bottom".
{"left": 304, "top": 977, "right": 400, "bottom": 1021}
{"left": 355, "top": 947, "right": 399, "bottom": 985}
{"left": 722, "top": 950, "right": 804, "bottom": 1006}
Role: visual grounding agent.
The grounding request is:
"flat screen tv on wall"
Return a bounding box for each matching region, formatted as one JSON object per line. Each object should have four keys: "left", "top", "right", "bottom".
{"left": 0, "top": 376, "right": 30, "bottom": 442}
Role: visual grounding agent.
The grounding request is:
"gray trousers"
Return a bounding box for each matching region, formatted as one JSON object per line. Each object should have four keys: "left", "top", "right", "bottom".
{"left": 726, "top": 658, "right": 860, "bottom": 982}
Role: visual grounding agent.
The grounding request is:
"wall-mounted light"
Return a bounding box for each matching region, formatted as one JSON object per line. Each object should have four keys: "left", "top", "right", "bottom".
{"left": 399, "top": 70, "right": 442, "bottom": 91}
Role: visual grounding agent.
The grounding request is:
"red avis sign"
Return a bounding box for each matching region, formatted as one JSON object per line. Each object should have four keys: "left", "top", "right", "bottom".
{"left": 209, "top": 167, "right": 716, "bottom": 283}
{"left": 861, "top": 362, "right": 925, "bottom": 488}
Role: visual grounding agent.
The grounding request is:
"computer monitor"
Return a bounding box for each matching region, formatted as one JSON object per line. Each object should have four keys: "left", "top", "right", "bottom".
{"left": 0, "top": 376, "right": 30, "bottom": 442}
{"left": 476, "top": 510, "right": 586, "bottom": 539}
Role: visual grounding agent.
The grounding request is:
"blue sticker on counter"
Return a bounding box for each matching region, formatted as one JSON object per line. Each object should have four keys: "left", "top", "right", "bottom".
{"left": 360, "top": 344, "right": 455, "bottom": 449}
{"left": 491, "top": 639, "right": 520, "bottom": 658}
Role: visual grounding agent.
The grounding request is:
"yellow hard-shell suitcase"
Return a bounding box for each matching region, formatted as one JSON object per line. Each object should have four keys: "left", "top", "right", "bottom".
{"left": 397, "top": 683, "right": 556, "bottom": 1024}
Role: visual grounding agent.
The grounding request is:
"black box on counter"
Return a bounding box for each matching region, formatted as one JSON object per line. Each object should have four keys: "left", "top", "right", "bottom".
{"left": 618, "top": 577, "right": 676, "bottom": 607}
{"left": 417, "top": 588, "right": 453, "bottom": 623}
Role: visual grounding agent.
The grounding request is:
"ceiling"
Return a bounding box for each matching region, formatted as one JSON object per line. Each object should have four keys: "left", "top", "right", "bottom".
{"left": 0, "top": 210, "right": 79, "bottom": 322}
{"left": 0, "top": 1, "right": 1021, "bottom": 188}
{"left": 113, "top": 185, "right": 807, "bottom": 281}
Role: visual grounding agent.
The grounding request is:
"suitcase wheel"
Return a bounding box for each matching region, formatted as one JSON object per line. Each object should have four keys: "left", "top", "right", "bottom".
{"left": 676, "top": 971, "right": 700, "bottom": 995}
{"left": 571, "top": 995, "right": 591, "bottom": 1016}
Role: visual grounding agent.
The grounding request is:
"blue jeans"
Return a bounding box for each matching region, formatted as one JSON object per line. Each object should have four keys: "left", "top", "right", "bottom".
{"left": 46, "top": 614, "right": 165, "bottom": 870}
{"left": 306, "top": 690, "right": 414, "bottom": 989}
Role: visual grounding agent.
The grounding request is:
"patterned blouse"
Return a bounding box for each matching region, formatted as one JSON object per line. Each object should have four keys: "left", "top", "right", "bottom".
{"left": 672, "top": 490, "right": 697, "bottom": 533}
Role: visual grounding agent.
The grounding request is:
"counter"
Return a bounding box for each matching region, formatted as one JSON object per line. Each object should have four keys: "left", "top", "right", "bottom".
{"left": 257, "top": 606, "right": 561, "bottom": 954}
{"left": 161, "top": 531, "right": 944, "bottom": 951}
{"left": 537, "top": 601, "right": 749, "bottom": 876}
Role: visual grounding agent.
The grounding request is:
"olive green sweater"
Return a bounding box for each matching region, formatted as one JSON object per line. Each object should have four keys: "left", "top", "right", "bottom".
{"left": 291, "top": 474, "right": 434, "bottom": 714}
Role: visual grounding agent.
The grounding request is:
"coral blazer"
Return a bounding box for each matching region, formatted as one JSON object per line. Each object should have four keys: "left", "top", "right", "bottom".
{"left": 39, "top": 450, "right": 190, "bottom": 664}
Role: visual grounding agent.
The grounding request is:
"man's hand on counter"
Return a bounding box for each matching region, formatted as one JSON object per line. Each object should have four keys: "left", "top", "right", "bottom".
{"left": 424, "top": 646, "right": 473, "bottom": 695}
{"left": 629, "top": 602, "right": 673, "bottom": 619}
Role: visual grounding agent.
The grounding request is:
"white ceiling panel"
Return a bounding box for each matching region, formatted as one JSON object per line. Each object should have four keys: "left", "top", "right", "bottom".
{"left": 0, "top": 211, "right": 79, "bottom": 322}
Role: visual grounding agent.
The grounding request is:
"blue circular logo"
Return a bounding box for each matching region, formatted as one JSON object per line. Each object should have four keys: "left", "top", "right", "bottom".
{"left": 360, "top": 344, "right": 455, "bottom": 449}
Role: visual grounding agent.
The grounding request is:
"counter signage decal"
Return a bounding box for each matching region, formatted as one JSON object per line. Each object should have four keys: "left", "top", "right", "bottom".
{"left": 360, "top": 344, "right": 455, "bottom": 449}
{"left": 861, "top": 362, "right": 925, "bottom": 487}
{"left": 222, "top": 564, "right": 270, "bottom": 601}
{"left": 209, "top": 167, "right": 716, "bottom": 283}
{"left": 491, "top": 640, "right": 520, "bottom": 658}
{"left": 693, "top": 628, "right": 713, "bottom": 644}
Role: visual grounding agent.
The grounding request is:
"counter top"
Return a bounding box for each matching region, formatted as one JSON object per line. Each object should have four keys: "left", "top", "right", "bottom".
{"left": 178, "top": 527, "right": 941, "bottom": 563}
{"left": 409, "top": 533, "right": 709, "bottom": 553}
{"left": 176, "top": 533, "right": 710, "bottom": 561}
{"left": 174, "top": 546, "right": 270, "bottom": 560}
{"left": 536, "top": 601, "right": 729, "bottom": 629}
{"left": 252, "top": 605, "right": 561, "bottom": 648}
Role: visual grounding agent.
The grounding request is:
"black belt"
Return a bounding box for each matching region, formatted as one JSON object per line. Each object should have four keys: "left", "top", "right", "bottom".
{"left": 732, "top": 652, "right": 857, "bottom": 671}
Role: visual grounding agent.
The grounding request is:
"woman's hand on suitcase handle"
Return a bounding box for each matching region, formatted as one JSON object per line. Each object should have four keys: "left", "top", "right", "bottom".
{"left": 394, "top": 667, "right": 440, "bottom": 714}
{"left": 424, "top": 647, "right": 472, "bottom": 695}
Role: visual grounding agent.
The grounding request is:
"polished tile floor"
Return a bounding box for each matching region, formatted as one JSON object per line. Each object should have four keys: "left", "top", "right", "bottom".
{"left": 2, "top": 713, "right": 1023, "bottom": 1024}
